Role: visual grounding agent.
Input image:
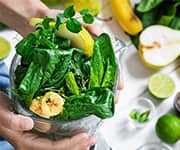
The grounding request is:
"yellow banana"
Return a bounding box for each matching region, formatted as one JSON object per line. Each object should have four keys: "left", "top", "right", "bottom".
{"left": 110, "top": 0, "right": 143, "bottom": 35}
{"left": 30, "top": 92, "right": 64, "bottom": 119}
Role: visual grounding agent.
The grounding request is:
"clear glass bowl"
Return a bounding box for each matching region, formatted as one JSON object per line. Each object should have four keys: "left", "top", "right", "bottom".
{"left": 137, "top": 143, "right": 172, "bottom": 150}
{"left": 10, "top": 36, "right": 126, "bottom": 139}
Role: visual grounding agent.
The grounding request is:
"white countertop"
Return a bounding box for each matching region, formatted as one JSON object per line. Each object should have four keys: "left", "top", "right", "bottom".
{"left": 1, "top": 0, "right": 180, "bottom": 149}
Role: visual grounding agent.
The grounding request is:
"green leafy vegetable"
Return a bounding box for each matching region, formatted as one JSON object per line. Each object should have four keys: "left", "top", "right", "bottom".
{"left": 56, "top": 87, "right": 114, "bottom": 120}
{"left": 130, "top": 109, "right": 151, "bottom": 123}
{"left": 89, "top": 33, "right": 118, "bottom": 89}
{"left": 65, "top": 71, "right": 79, "bottom": 95}
{"left": 80, "top": 9, "right": 94, "bottom": 24}
{"left": 158, "top": 2, "right": 180, "bottom": 28}
{"left": 136, "top": 0, "right": 163, "bottom": 13}
{"left": 18, "top": 62, "right": 43, "bottom": 106}
{"left": 66, "top": 18, "right": 82, "bottom": 33}
{"left": 82, "top": 14, "right": 94, "bottom": 24}
{"left": 55, "top": 14, "right": 64, "bottom": 30}
{"left": 64, "top": 5, "right": 76, "bottom": 18}
{"left": 16, "top": 33, "right": 37, "bottom": 59}
{"left": 42, "top": 16, "right": 54, "bottom": 29}
{"left": 43, "top": 50, "right": 73, "bottom": 89}
{"left": 32, "top": 48, "right": 60, "bottom": 85}
{"left": 80, "top": 9, "right": 90, "bottom": 15}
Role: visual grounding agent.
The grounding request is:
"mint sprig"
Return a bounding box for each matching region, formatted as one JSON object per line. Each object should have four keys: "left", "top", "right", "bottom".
{"left": 35, "top": 6, "right": 94, "bottom": 34}
{"left": 66, "top": 18, "right": 82, "bottom": 33}
{"left": 80, "top": 9, "right": 94, "bottom": 24}
{"left": 55, "top": 6, "right": 94, "bottom": 33}
{"left": 64, "top": 5, "right": 76, "bottom": 18}
{"left": 130, "top": 109, "right": 151, "bottom": 123}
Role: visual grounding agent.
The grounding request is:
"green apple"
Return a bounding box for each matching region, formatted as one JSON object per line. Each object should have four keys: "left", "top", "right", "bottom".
{"left": 139, "top": 25, "right": 180, "bottom": 69}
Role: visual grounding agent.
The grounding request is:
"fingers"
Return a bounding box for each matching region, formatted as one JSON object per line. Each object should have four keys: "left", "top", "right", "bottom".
{"left": 118, "top": 73, "right": 124, "bottom": 90}
{"left": 45, "top": 9, "right": 62, "bottom": 18}
{"left": 0, "top": 93, "right": 34, "bottom": 131}
{"left": 82, "top": 22, "right": 103, "bottom": 36}
{"left": 114, "top": 74, "right": 124, "bottom": 104}
{"left": 55, "top": 133, "right": 96, "bottom": 150}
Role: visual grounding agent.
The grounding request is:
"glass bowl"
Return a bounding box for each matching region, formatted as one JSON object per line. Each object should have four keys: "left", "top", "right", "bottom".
{"left": 128, "top": 97, "right": 156, "bottom": 129}
{"left": 10, "top": 36, "right": 126, "bottom": 139}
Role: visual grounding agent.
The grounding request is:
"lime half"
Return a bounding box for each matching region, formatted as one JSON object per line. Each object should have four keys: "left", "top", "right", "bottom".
{"left": 0, "top": 37, "right": 10, "bottom": 59}
{"left": 148, "top": 73, "right": 175, "bottom": 99}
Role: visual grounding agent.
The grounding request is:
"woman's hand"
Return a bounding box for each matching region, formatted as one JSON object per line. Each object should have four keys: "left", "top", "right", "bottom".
{"left": 0, "top": 92, "right": 96, "bottom": 150}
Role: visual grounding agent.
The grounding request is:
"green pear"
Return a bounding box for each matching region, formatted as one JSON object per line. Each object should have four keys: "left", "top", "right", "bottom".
{"left": 139, "top": 25, "right": 180, "bottom": 69}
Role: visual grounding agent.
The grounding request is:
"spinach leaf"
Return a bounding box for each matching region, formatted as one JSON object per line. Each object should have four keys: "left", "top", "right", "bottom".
{"left": 32, "top": 48, "right": 60, "bottom": 85}
{"left": 55, "top": 36, "right": 71, "bottom": 49}
{"left": 89, "top": 33, "right": 117, "bottom": 89}
{"left": 70, "top": 50, "right": 90, "bottom": 90}
{"left": 16, "top": 33, "right": 37, "bottom": 59}
{"left": 17, "top": 62, "right": 43, "bottom": 106}
{"left": 88, "top": 35, "right": 104, "bottom": 88}
{"left": 44, "top": 50, "right": 73, "bottom": 89}
{"left": 55, "top": 87, "right": 114, "bottom": 120}
{"left": 15, "top": 65, "right": 28, "bottom": 87}
{"left": 170, "top": 17, "right": 180, "bottom": 29}
{"left": 136, "top": 0, "right": 163, "bottom": 13}
{"left": 158, "top": 2, "right": 180, "bottom": 27}
{"left": 99, "top": 34, "right": 117, "bottom": 88}
{"left": 65, "top": 71, "right": 79, "bottom": 95}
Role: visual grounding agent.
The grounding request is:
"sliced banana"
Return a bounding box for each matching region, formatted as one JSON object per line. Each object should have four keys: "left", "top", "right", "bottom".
{"left": 30, "top": 92, "right": 64, "bottom": 119}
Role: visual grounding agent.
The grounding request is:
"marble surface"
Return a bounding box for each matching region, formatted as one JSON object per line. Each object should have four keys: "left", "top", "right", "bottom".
{"left": 1, "top": 0, "right": 180, "bottom": 149}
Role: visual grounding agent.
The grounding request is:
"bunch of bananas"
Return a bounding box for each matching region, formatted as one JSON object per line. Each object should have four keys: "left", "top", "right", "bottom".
{"left": 110, "top": 0, "right": 142, "bottom": 35}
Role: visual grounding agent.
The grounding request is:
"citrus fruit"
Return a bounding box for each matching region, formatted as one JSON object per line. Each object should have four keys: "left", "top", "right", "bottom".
{"left": 29, "top": 18, "right": 94, "bottom": 57}
{"left": 148, "top": 73, "right": 175, "bottom": 99}
{"left": 156, "top": 114, "right": 180, "bottom": 144}
{"left": 0, "top": 37, "right": 10, "bottom": 59}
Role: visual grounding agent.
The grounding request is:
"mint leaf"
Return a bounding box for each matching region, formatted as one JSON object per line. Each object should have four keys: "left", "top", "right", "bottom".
{"left": 42, "top": 16, "right": 54, "bottom": 29}
{"left": 66, "top": 18, "right": 82, "bottom": 33}
{"left": 64, "top": 5, "right": 75, "bottom": 18}
{"left": 80, "top": 9, "right": 89, "bottom": 15}
{"left": 82, "top": 14, "right": 94, "bottom": 24}
{"left": 55, "top": 13, "right": 65, "bottom": 30}
{"left": 130, "top": 109, "right": 137, "bottom": 119}
{"left": 129, "top": 109, "right": 151, "bottom": 123}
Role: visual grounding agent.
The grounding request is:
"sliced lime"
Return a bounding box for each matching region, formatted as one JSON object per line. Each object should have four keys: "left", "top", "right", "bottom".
{"left": 0, "top": 37, "right": 10, "bottom": 59}
{"left": 148, "top": 73, "right": 175, "bottom": 99}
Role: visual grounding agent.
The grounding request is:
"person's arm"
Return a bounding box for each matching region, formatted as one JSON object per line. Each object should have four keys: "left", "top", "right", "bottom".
{"left": 0, "top": 0, "right": 49, "bottom": 36}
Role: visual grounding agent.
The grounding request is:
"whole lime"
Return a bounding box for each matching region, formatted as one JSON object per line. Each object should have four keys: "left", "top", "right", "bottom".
{"left": 156, "top": 114, "right": 180, "bottom": 144}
